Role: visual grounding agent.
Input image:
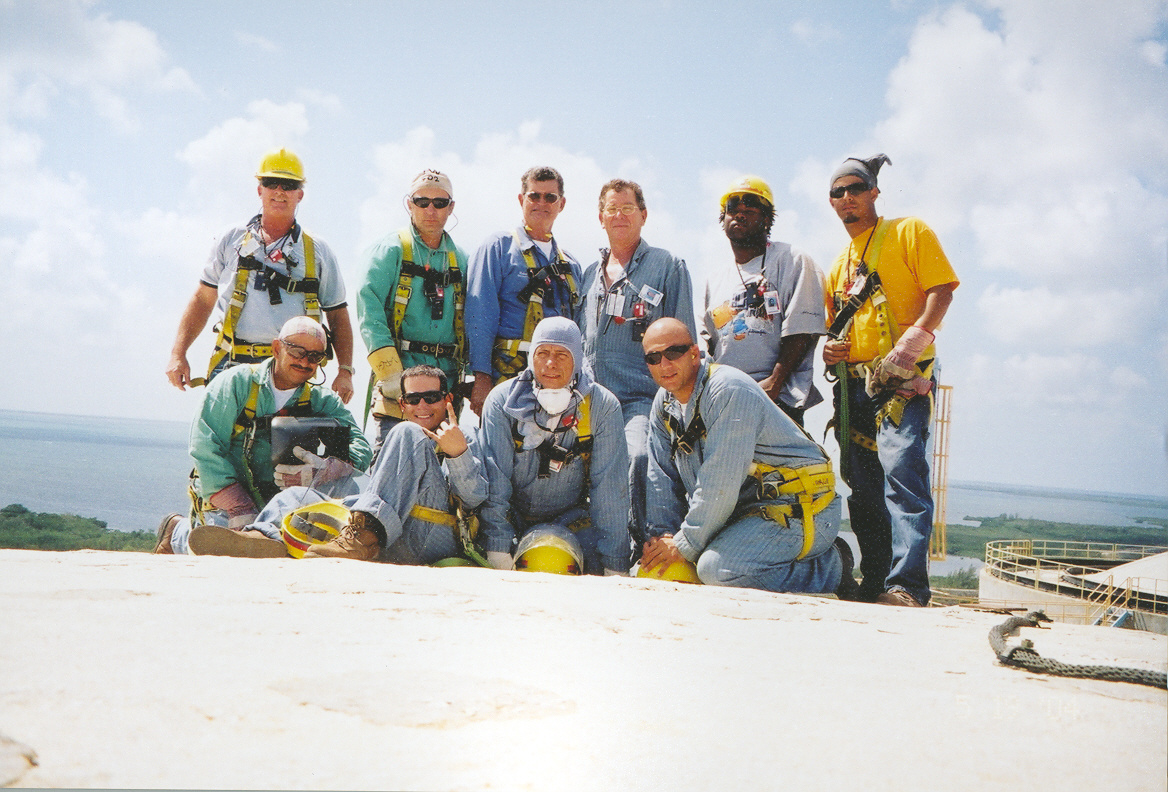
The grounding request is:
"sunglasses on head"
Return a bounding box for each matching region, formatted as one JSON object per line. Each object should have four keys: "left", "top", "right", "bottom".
{"left": 282, "top": 340, "right": 326, "bottom": 364}
{"left": 829, "top": 182, "right": 872, "bottom": 200}
{"left": 643, "top": 344, "right": 693, "bottom": 366}
{"left": 410, "top": 196, "right": 452, "bottom": 209}
{"left": 401, "top": 390, "right": 446, "bottom": 405}
{"left": 261, "top": 178, "right": 302, "bottom": 191}
{"left": 525, "top": 191, "right": 561, "bottom": 204}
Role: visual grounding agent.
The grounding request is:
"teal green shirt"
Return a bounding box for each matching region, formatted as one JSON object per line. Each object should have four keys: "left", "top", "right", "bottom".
{"left": 356, "top": 225, "right": 468, "bottom": 381}
{"left": 190, "top": 359, "right": 372, "bottom": 502}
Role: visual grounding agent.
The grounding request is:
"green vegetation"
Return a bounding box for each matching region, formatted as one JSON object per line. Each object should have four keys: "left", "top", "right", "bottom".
{"left": 945, "top": 514, "right": 1167, "bottom": 561}
{"left": 930, "top": 566, "right": 979, "bottom": 590}
{"left": 0, "top": 504, "right": 155, "bottom": 552}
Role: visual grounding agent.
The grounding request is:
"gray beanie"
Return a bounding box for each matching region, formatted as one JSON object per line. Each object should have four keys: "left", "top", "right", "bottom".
{"left": 529, "top": 317, "right": 583, "bottom": 382}
{"left": 830, "top": 154, "right": 892, "bottom": 190}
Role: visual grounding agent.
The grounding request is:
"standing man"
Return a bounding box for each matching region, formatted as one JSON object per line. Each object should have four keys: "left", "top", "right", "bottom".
{"left": 822, "top": 155, "right": 959, "bottom": 607}
{"left": 578, "top": 178, "right": 695, "bottom": 547}
{"left": 641, "top": 318, "right": 852, "bottom": 595}
{"left": 703, "top": 176, "right": 825, "bottom": 426}
{"left": 165, "top": 148, "right": 355, "bottom": 402}
{"left": 155, "top": 317, "right": 371, "bottom": 556}
{"left": 302, "top": 365, "right": 488, "bottom": 565}
{"left": 465, "top": 167, "right": 581, "bottom": 416}
{"left": 357, "top": 170, "right": 467, "bottom": 451}
{"left": 478, "top": 317, "right": 631, "bottom": 575}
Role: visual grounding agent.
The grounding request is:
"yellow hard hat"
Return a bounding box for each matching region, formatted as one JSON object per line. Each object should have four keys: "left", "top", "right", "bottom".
{"left": 256, "top": 148, "right": 306, "bottom": 183}
{"left": 514, "top": 527, "right": 584, "bottom": 575}
{"left": 636, "top": 559, "right": 701, "bottom": 584}
{"left": 720, "top": 175, "right": 773, "bottom": 210}
{"left": 281, "top": 499, "right": 348, "bottom": 558}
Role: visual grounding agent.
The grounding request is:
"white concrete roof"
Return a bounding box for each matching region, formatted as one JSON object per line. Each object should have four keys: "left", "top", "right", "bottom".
{"left": 1079, "top": 551, "right": 1168, "bottom": 596}
{"left": 1, "top": 549, "right": 1165, "bottom": 791}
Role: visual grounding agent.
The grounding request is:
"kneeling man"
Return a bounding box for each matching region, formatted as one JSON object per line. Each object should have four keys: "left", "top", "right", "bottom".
{"left": 479, "top": 317, "right": 631, "bottom": 575}
{"left": 641, "top": 318, "right": 853, "bottom": 593}
{"left": 305, "top": 364, "right": 487, "bottom": 563}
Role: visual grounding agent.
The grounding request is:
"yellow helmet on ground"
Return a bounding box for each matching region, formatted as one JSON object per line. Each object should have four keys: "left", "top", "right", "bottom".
{"left": 719, "top": 175, "right": 773, "bottom": 210}
{"left": 637, "top": 559, "right": 702, "bottom": 584}
{"left": 514, "top": 526, "right": 584, "bottom": 575}
{"left": 256, "top": 148, "right": 306, "bottom": 182}
{"left": 281, "top": 499, "right": 349, "bottom": 558}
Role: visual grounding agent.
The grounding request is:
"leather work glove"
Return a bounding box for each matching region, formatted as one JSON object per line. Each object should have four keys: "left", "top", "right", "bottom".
{"left": 369, "top": 346, "right": 404, "bottom": 401}
{"left": 207, "top": 482, "right": 258, "bottom": 529}
{"left": 870, "top": 325, "right": 933, "bottom": 393}
{"left": 274, "top": 446, "right": 356, "bottom": 490}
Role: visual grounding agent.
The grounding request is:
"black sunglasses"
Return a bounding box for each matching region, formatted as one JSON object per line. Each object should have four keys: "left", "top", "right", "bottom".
{"left": 282, "top": 340, "right": 326, "bottom": 364}
{"left": 525, "top": 191, "right": 561, "bottom": 204}
{"left": 643, "top": 344, "right": 693, "bottom": 366}
{"left": 829, "top": 182, "right": 872, "bottom": 200}
{"left": 261, "top": 178, "right": 302, "bottom": 191}
{"left": 725, "top": 194, "right": 767, "bottom": 214}
{"left": 410, "top": 196, "right": 452, "bottom": 209}
{"left": 401, "top": 390, "right": 446, "bottom": 405}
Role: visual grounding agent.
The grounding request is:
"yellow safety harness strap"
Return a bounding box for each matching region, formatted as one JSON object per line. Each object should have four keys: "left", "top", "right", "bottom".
{"left": 409, "top": 503, "right": 457, "bottom": 528}
{"left": 199, "top": 231, "right": 319, "bottom": 386}
{"left": 743, "top": 460, "right": 837, "bottom": 560}
{"left": 492, "top": 230, "right": 578, "bottom": 379}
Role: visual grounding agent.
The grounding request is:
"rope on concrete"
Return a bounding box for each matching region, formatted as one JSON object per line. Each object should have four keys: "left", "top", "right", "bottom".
{"left": 989, "top": 610, "right": 1167, "bottom": 690}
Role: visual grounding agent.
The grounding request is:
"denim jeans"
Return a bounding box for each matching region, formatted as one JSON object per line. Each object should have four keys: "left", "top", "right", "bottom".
{"left": 836, "top": 376, "right": 934, "bottom": 604}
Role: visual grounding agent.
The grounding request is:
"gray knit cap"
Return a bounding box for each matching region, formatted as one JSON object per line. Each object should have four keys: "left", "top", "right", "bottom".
{"left": 830, "top": 154, "right": 892, "bottom": 190}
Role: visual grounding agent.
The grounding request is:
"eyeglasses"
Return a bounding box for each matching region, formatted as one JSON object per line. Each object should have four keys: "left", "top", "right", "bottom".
{"left": 829, "top": 182, "right": 872, "bottom": 200}
{"left": 525, "top": 191, "right": 561, "bottom": 204}
{"left": 410, "top": 196, "right": 452, "bottom": 209}
{"left": 261, "top": 178, "right": 302, "bottom": 192}
{"left": 401, "top": 390, "right": 446, "bottom": 405}
{"left": 724, "top": 194, "right": 767, "bottom": 214}
{"left": 281, "top": 340, "right": 326, "bottom": 364}
{"left": 602, "top": 205, "right": 641, "bottom": 217}
{"left": 643, "top": 344, "right": 693, "bottom": 366}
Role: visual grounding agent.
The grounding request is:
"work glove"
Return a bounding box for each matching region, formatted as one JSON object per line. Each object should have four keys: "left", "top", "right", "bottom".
{"left": 486, "top": 551, "right": 513, "bottom": 571}
{"left": 869, "top": 326, "right": 933, "bottom": 393}
{"left": 207, "top": 482, "right": 258, "bottom": 529}
{"left": 368, "top": 346, "right": 404, "bottom": 401}
{"left": 273, "top": 446, "right": 356, "bottom": 490}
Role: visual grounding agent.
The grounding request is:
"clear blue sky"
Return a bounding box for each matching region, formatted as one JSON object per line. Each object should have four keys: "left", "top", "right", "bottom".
{"left": 3, "top": 0, "right": 1166, "bottom": 495}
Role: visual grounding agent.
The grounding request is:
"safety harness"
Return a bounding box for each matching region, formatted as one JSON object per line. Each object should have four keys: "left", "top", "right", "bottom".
{"left": 364, "top": 229, "right": 467, "bottom": 424}
{"left": 660, "top": 363, "right": 835, "bottom": 560}
{"left": 826, "top": 220, "right": 933, "bottom": 480}
{"left": 194, "top": 226, "right": 319, "bottom": 387}
{"left": 492, "top": 229, "right": 579, "bottom": 379}
{"left": 187, "top": 366, "right": 315, "bottom": 524}
{"left": 388, "top": 229, "right": 466, "bottom": 363}
{"left": 512, "top": 394, "right": 593, "bottom": 479}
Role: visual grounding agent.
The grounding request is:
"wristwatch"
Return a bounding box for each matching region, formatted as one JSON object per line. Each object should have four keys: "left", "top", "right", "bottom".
{"left": 338, "top": 364, "right": 356, "bottom": 374}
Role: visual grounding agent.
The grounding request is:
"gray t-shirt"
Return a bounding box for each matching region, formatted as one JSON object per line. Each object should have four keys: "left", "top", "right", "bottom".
{"left": 702, "top": 240, "right": 825, "bottom": 409}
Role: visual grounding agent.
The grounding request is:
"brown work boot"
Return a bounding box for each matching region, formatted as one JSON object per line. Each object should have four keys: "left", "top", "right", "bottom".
{"left": 303, "top": 511, "right": 383, "bottom": 561}
{"left": 189, "top": 525, "right": 288, "bottom": 558}
{"left": 154, "top": 513, "right": 181, "bottom": 554}
{"left": 875, "top": 588, "right": 925, "bottom": 607}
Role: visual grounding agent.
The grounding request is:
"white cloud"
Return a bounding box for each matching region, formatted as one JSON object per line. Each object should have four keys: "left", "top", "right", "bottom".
{"left": 976, "top": 285, "right": 1157, "bottom": 348}
{"left": 0, "top": 0, "right": 197, "bottom": 127}
{"left": 177, "top": 100, "right": 312, "bottom": 218}
{"left": 235, "top": 31, "right": 277, "bottom": 54}
{"left": 790, "top": 18, "right": 838, "bottom": 44}
{"left": 960, "top": 352, "right": 1147, "bottom": 409}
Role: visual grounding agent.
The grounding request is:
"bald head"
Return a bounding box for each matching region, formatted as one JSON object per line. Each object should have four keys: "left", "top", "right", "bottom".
{"left": 642, "top": 317, "right": 693, "bottom": 350}
{"left": 642, "top": 318, "right": 701, "bottom": 401}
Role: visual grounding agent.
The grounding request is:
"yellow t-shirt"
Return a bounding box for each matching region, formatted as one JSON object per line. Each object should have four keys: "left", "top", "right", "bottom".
{"left": 825, "top": 216, "right": 959, "bottom": 363}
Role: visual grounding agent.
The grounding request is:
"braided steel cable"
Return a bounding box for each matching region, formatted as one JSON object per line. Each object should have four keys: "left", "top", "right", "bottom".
{"left": 989, "top": 611, "right": 1167, "bottom": 690}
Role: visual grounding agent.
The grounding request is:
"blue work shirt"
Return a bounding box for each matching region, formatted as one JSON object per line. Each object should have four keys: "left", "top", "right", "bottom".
{"left": 578, "top": 238, "right": 696, "bottom": 417}
{"left": 465, "top": 228, "right": 581, "bottom": 376}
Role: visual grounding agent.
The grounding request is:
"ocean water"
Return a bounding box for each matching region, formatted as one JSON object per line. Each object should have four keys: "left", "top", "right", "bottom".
{"left": 2, "top": 410, "right": 1166, "bottom": 543}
